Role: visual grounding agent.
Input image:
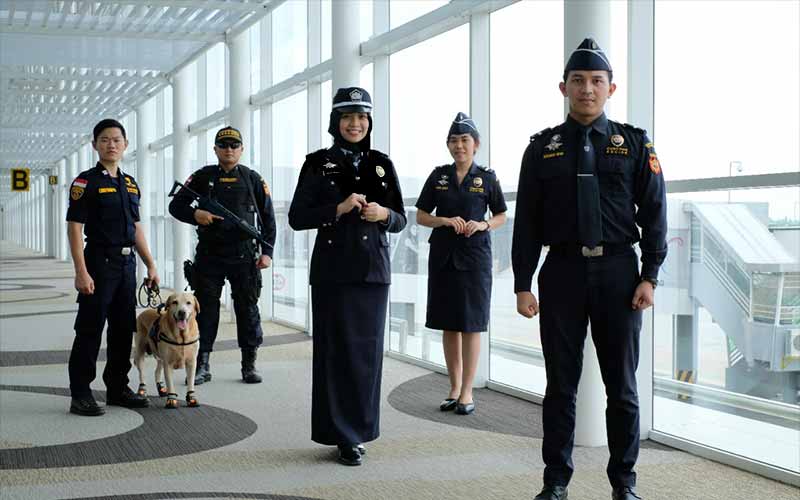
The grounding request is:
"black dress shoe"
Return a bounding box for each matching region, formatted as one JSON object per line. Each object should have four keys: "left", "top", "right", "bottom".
{"left": 106, "top": 387, "right": 150, "bottom": 408}
{"left": 534, "top": 485, "right": 568, "bottom": 500}
{"left": 337, "top": 444, "right": 362, "bottom": 466}
{"left": 70, "top": 397, "right": 105, "bottom": 416}
{"left": 612, "top": 486, "right": 642, "bottom": 500}
{"left": 455, "top": 401, "right": 475, "bottom": 415}
{"left": 439, "top": 398, "right": 458, "bottom": 411}
{"left": 356, "top": 444, "right": 366, "bottom": 455}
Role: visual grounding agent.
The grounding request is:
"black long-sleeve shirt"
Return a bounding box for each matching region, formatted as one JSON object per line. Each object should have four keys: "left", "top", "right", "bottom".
{"left": 512, "top": 114, "right": 667, "bottom": 293}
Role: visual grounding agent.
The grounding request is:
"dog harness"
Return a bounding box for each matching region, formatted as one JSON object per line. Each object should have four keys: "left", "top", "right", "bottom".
{"left": 147, "top": 310, "right": 199, "bottom": 354}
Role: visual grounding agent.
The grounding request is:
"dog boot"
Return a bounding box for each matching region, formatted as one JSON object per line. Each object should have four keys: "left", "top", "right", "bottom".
{"left": 241, "top": 348, "right": 262, "bottom": 384}
{"left": 194, "top": 351, "right": 211, "bottom": 385}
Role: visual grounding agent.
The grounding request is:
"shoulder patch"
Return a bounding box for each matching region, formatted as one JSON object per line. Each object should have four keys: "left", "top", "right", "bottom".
{"left": 71, "top": 177, "right": 88, "bottom": 200}
{"left": 530, "top": 127, "right": 553, "bottom": 142}
{"left": 262, "top": 179, "right": 271, "bottom": 197}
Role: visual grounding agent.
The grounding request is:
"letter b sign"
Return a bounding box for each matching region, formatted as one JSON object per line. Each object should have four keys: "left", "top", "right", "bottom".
{"left": 11, "top": 168, "right": 30, "bottom": 192}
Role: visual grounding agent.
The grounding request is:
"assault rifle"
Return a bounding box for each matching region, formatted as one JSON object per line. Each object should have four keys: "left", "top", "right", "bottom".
{"left": 168, "top": 180, "right": 273, "bottom": 250}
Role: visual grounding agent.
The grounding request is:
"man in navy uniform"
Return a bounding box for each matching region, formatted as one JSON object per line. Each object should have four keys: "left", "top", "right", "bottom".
{"left": 513, "top": 38, "right": 667, "bottom": 500}
{"left": 67, "top": 118, "right": 160, "bottom": 416}
{"left": 169, "top": 126, "right": 276, "bottom": 385}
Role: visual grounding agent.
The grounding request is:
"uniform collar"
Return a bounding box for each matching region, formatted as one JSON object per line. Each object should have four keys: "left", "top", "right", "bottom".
{"left": 217, "top": 164, "right": 239, "bottom": 175}
{"left": 565, "top": 113, "right": 608, "bottom": 136}
{"left": 94, "top": 161, "right": 124, "bottom": 179}
{"left": 450, "top": 162, "right": 480, "bottom": 177}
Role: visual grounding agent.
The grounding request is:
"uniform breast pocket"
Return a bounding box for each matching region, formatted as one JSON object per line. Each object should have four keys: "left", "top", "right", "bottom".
{"left": 98, "top": 191, "right": 121, "bottom": 220}
{"left": 597, "top": 159, "right": 630, "bottom": 196}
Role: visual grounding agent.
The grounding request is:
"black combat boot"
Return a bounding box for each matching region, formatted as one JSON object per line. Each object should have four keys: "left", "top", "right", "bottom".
{"left": 194, "top": 351, "right": 212, "bottom": 385}
{"left": 241, "top": 348, "right": 262, "bottom": 384}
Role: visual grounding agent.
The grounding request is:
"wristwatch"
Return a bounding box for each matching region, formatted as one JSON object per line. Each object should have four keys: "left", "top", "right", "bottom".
{"left": 642, "top": 277, "right": 658, "bottom": 289}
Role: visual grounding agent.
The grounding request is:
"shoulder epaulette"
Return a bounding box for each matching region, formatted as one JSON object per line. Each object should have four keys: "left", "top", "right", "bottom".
{"left": 306, "top": 148, "right": 328, "bottom": 160}
{"left": 369, "top": 149, "right": 390, "bottom": 161}
{"left": 622, "top": 122, "right": 646, "bottom": 135}
{"left": 477, "top": 165, "right": 494, "bottom": 174}
{"left": 530, "top": 127, "right": 553, "bottom": 142}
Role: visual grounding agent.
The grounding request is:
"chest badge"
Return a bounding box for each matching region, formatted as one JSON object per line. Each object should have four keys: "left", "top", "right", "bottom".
{"left": 544, "top": 134, "right": 563, "bottom": 152}
{"left": 610, "top": 134, "right": 624, "bottom": 147}
{"left": 473, "top": 177, "right": 483, "bottom": 188}
{"left": 324, "top": 161, "right": 337, "bottom": 169}
{"left": 375, "top": 165, "right": 385, "bottom": 178}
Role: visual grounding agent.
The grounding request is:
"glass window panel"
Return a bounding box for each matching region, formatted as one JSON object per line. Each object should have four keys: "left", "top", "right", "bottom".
{"left": 206, "top": 43, "right": 227, "bottom": 115}
{"left": 655, "top": 0, "right": 800, "bottom": 180}
{"left": 322, "top": 0, "right": 332, "bottom": 61}
{"left": 490, "top": 0, "right": 563, "bottom": 191}
{"left": 250, "top": 22, "right": 261, "bottom": 92}
{"left": 321, "top": 79, "right": 332, "bottom": 147}
{"left": 273, "top": 0, "right": 307, "bottom": 83}
{"left": 164, "top": 86, "right": 173, "bottom": 135}
{"left": 390, "top": 0, "right": 447, "bottom": 29}
{"left": 388, "top": 26, "right": 469, "bottom": 365}
{"left": 654, "top": 186, "right": 800, "bottom": 473}
{"left": 272, "top": 91, "right": 309, "bottom": 328}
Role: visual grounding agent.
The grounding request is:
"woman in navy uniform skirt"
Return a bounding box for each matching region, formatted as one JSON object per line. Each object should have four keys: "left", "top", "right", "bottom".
{"left": 416, "top": 113, "right": 506, "bottom": 415}
{"left": 289, "top": 87, "right": 406, "bottom": 466}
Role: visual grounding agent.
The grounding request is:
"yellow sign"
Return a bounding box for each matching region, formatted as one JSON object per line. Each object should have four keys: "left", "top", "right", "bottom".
{"left": 11, "top": 168, "right": 30, "bottom": 192}
{"left": 49, "top": 175, "right": 58, "bottom": 185}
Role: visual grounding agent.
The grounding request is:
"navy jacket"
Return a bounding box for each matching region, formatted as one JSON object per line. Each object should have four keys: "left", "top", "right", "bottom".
{"left": 169, "top": 164, "right": 276, "bottom": 257}
{"left": 66, "top": 163, "right": 140, "bottom": 247}
{"left": 512, "top": 114, "right": 667, "bottom": 293}
{"left": 289, "top": 147, "right": 406, "bottom": 285}
{"left": 416, "top": 163, "right": 507, "bottom": 271}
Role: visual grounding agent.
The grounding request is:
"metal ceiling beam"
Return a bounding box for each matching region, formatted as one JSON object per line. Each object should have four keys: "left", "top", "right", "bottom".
{"left": 107, "top": 1, "right": 270, "bottom": 13}
{"left": 1, "top": 69, "right": 168, "bottom": 84}
{"left": 0, "top": 24, "right": 224, "bottom": 42}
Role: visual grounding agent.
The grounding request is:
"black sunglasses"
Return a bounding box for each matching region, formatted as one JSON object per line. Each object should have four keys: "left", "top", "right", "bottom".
{"left": 216, "top": 142, "right": 241, "bottom": 150}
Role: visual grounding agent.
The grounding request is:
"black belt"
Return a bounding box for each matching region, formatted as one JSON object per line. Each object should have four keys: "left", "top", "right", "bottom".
{"left": 87, "top": 244, "right": 135, "bottom": 257}
{"left": 547, "top": 243, "right": 632, "bottom": 258}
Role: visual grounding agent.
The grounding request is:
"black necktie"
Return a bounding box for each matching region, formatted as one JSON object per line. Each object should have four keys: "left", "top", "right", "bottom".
{"left": 577, "top": 126, "right": 603, "bottom": 248}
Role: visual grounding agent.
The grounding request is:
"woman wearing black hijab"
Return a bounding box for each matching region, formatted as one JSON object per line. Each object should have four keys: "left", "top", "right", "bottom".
{"left": 289, "top": 87, "right": 406, "bottom": 466}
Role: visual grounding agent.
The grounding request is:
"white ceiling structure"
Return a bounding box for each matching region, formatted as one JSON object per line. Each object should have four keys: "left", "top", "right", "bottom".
{"left": 0, "top": 0, "right": 277, "bottom": 202}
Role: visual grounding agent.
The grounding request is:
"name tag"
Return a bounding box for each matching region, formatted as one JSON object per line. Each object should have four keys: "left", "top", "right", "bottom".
{"left": 543, "top": 151, "right": 565, "bottom": 160}
{"left": 435, "top": 186, "right": 449, "bottom": 191}
{"left": 469, "top": 187, "right": 484, "bottom": 193}
{"left": 605, "top": 146, "right": 629, "bottom": 156}
{"left": 99, "top": 187, "right": 117, "bottom": 193}
{"left": 127, "top": 187, "right": 139, "bottom": 194}
{"left": 219, "top": 177, "right": 238, "bottom": 183}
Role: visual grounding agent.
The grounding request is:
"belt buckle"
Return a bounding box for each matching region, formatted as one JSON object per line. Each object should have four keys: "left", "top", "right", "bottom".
{"left": 581, "top": 245, "right": 603, "bottom": 257}
{"left": 121, "top": 247, "right": 132, "bottom": 256}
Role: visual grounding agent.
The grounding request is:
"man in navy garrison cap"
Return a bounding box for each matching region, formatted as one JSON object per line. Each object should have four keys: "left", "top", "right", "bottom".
{"left": 513, "top": 37, "right": 667, "bottom": 500}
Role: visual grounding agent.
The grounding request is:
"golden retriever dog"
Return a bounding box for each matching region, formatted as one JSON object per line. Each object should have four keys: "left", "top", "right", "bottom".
{"left": 134, "top": 292, "right": 201, "bottom": 409}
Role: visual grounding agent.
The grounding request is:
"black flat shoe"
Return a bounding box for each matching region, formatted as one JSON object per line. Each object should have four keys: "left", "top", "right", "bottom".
{"left": 106, "top": 387, "right": 150, "bottom": 408}
{"left": 337, "top": 444, "right": 362, "bottom": 466}
{"left": 534, "top": 485, "right": 568, "bottom": 500}
{"left": 69, "top": 397, "right": 105, "bottom": 416}
{"left": 455, "top": 401, "right": 475, "bottom": 415}
{"left": 439, "top": 398, "right": 458, "bottom": 411}
{"left": 612, "top": 486, "right": 642, "bottom": 500}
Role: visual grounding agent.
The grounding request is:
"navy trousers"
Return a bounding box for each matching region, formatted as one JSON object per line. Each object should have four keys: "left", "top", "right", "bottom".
{"left": 538, "top": 248, "right": 643, "bottom": 488}
{"left": 69, "top": 248, "right": 136, "bottom": 398}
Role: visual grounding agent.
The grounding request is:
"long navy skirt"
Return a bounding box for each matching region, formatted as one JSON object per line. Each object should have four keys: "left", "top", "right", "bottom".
{"left": 311, "top": 283, "right": 389, "bottom": 446}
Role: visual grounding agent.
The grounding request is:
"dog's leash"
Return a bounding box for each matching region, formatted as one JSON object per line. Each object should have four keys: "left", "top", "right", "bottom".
{"left": 137, "top": 279, "right": 163, "bottom": 309}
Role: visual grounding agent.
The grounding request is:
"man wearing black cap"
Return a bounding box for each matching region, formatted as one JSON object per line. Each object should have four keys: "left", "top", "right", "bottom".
{"left": 513, "top": 38, "right": 667, "bottom": 500}
{"left": 66, "top": 118, "right": 159, "bottom": 415}
{"left": 169, "top": 126, "right": 276, "bottom": 385}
